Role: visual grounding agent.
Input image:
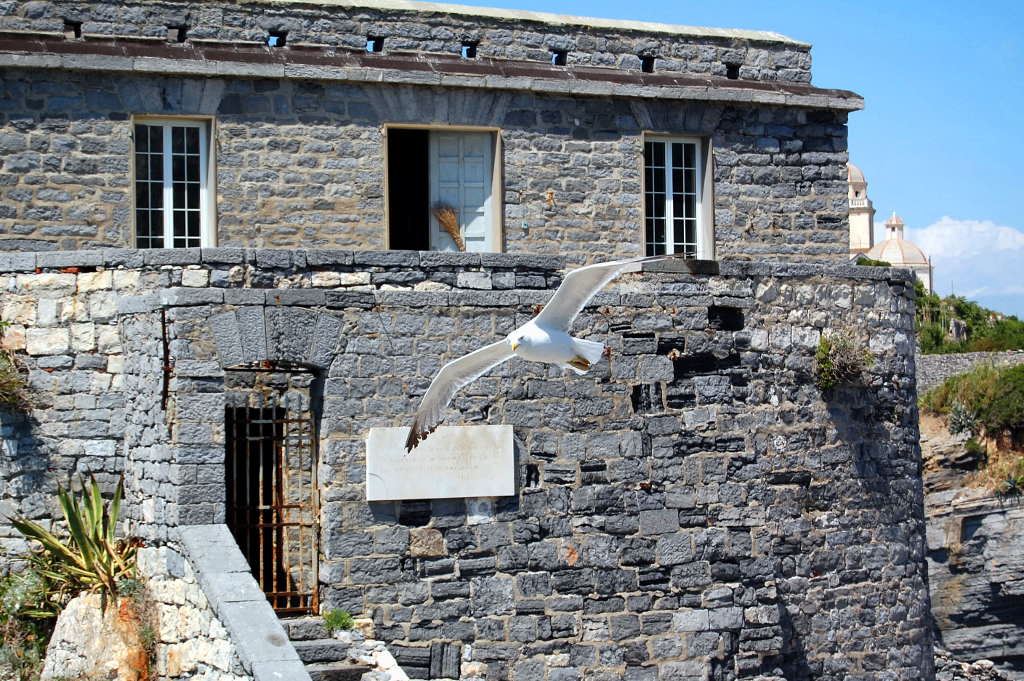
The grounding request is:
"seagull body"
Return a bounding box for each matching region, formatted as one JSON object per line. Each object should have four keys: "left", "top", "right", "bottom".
{"left": 404, "top": 253, "right": 683, "bottom": 451}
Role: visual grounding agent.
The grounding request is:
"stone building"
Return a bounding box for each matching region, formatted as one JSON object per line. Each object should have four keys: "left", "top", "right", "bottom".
{"left": 0, "top": 1, "right": 938, "bottom": 681}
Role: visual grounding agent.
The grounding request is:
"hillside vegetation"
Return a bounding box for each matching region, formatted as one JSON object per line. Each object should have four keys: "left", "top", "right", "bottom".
{"left": 920, "top": 363, "right": 1024, "bottom": 495}
{"left": 914, "top": 281, "right": 1024, "bottom": 354}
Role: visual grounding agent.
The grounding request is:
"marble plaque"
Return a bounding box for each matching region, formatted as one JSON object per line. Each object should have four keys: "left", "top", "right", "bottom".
{"left": 365, "top": 425, "right": 515, "bottom": 501}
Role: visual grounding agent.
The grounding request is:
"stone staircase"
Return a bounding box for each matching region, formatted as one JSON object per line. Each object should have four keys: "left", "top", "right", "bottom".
{"left": 282, "top": 616, "right": 374, "bottom": 681}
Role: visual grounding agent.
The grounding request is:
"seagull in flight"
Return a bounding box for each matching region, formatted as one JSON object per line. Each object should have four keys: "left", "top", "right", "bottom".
{"left": 405, "top": 253, "right": 684, "bottom": 451}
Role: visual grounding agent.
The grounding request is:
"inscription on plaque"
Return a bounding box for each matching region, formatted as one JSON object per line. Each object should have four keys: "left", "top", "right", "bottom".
{"left": 365, "top": 425, "right": 515, "bottom": 501}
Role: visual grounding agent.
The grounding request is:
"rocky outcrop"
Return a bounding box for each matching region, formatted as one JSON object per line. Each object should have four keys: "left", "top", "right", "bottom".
{"left": 41, "top": 593, "right": 148, "bottom": 681}
{"left": 923, "top": 420, "right": 1024, "bottom": 681}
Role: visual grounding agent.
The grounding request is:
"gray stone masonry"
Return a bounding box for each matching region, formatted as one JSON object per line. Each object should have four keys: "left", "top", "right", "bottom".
{"left": 1, "top": 250, "right": 935, "bottom": 680}
{"left": 0, "top": 0, "right": 859, "bottom": 260}
{"left": 915, "top": 350, "right": 1024, "bottom": 393}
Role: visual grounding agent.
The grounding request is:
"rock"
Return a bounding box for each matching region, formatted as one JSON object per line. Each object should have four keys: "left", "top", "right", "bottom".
{"left": 934, "top": 648, "right": 1014, "bottom": 681}
{"left": 41, "top": 592, "right": 149, "bottom": 681}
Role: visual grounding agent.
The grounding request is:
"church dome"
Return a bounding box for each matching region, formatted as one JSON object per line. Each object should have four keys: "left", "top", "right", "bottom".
{"left": 865, "top": 212, "right": 928, "bottom": 266}
{"left": 847, "top": 162, "right": 866, "bottom": 184}
{"left": 865, "top": 238, "right": 929, "bottom": 266}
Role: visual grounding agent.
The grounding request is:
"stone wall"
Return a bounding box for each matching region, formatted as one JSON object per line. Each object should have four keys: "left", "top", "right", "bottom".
{"left": 0, "top": 0, "right": 812, "bottom": 83}
{"left": 0, "top": 65, "right": 851, "bottom": 260}
{"left": 0, "top": 249, "right": 934, "bottom": 681}
{"left": 138, "top": 545, "right": 251, "bottom": 681}
{"left": 915, "top": 350, "right": 1024, "bottom": 393}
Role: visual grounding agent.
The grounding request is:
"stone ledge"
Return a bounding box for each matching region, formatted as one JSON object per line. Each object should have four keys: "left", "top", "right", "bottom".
{"left": 3, "top": 248, "right": 922, "bottom": 287}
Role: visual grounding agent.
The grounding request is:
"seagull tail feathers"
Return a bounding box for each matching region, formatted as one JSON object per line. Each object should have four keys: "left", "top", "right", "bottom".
{"left": 565, "top": 337, "right": 605, "bottom": 374}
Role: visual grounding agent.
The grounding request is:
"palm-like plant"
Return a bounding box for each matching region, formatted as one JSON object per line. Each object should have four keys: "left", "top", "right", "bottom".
{"left": 10, "top": 476, "right": 137, "bottom": 606}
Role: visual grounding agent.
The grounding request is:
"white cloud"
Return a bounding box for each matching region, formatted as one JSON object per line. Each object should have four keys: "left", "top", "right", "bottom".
{"left": 907, "top": 216, "right": 1024, "bottom": 258}
{"left": 904, "top": 217, "right": 1024, "bottom": 318}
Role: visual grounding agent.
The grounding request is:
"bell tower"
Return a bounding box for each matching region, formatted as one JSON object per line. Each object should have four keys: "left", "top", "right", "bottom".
{"left": 847, "top": 162, "right": 875, "bottom": 254}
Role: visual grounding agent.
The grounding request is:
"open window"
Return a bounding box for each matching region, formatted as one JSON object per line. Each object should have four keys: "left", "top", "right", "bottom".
{"left": 133, "top": 117, "right": 215, "bottom": 248}
{"left": 642, "top": 136, "right": 713, "bottom": 258}
{"left": 387, "top": 127, "right": 501, "bottom": 252}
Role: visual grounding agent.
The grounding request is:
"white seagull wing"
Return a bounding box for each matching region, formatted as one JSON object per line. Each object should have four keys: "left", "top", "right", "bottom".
{"left": 405, "top": 340, "right": 516, "bottom": 452}
{"left": 534, "top": 253, "right": 684, "bottom": 332}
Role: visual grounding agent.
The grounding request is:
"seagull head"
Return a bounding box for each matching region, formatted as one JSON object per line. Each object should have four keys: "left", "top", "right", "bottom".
{"left": 507, "top": 330, "right": 532, "bottom": 353}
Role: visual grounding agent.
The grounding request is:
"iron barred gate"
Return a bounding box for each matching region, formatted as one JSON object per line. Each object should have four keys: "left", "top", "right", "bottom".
{"left": 224, "top": 364, "right": 319, "bottom": 615}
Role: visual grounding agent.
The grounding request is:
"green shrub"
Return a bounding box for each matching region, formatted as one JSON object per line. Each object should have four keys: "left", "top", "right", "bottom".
{"left": 855, "top": 256, "right": 891, "bottom": 267}
{"left": 964, "top": 438, "right": 986, "bottom": 457}
{"left": 921, "top": 364, "right": 1024, "bottom": 441}
{"left": 981, "top": 364, "right": 1024, "bottom": 434}
{"left": 0, "top": 560, "right": 57, "bottom": 681}
{"left": 998, "top": 469, "right": 1024, "bottom": 497}
{"left": 323, "top": 608, "right": 355, "bottom": 634}
{"left": 11, "top": 476, "right": 137, "bottom": 605}
{"left": 814, "top": 330, "right": 874, "bottom": 392}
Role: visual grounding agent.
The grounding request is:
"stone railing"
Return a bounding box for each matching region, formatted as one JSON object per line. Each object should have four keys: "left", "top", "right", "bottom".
{"left": 178, "top": 525, "right": 311, "bottom": 681}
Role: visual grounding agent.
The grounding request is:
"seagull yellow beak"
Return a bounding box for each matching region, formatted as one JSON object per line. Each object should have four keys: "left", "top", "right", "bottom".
{"left": 510, "top": 342, "right": 519, "bottom": 352}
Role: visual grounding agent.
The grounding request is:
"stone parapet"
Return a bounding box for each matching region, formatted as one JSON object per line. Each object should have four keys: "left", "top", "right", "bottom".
{"left": 0, "top": 0, "right": 815, "bottom": 83}
{"left": 0, "top": 34, "right": 861, "bottom": 110}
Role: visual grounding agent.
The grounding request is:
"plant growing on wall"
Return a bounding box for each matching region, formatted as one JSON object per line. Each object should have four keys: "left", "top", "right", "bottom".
{"left": 0, "top": 320, "right": 29, "bottom": 409}
{"left": 323, "top": 608, "right": 355, "bottom": 634}
{"left": 0, "top": 557, "right": 58, "bottom": 681}
{"left": 10, "top": 476, "right": 138, "bottom": 605}
{"left": 814, "top": 329, "right": 874, "bottom": 392}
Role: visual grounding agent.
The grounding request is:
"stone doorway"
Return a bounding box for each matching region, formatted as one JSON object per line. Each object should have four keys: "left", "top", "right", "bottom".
{"left": 224, "top": 363, "right": 320, "bottom": 615}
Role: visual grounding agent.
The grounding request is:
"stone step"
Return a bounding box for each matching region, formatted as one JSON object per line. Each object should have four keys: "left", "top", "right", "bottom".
{"left": 282, "top": 616, "right": 329, "bottom": 641}
{"left": 293, "top": 638, "right": 351, "bottom": 664}
{"left": 305, "top": 662, "right": 374, "bottom": 681}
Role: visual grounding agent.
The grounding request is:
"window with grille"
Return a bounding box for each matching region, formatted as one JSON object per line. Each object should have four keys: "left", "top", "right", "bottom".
{"left": 643, "top": 137, "right": 709, "bottom": 258}
{"left": 133, "top": 119, "right": 212, "bottom": 248}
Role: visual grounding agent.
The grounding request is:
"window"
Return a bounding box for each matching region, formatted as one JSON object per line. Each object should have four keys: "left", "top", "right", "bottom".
{"left": 133, "top": 119, "right": 213, "bottom": 248}
{"left": 643, "top": 137, "right": 711, "bottom": 258}
{"left": 387, "top": 128, "right": 500, "bottom": 252}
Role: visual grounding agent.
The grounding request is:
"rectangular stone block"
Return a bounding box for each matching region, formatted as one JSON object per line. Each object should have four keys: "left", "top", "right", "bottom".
{"left": 143, "top": 249, "right": 202, "bottom": 265}
{"left": 37, "top": 250, "right": 103, "bottom": 269}
{"left": 0, "top": 251, "right": 36, "bottom": 272}
{"left": 200, "top": 247, "right": 247, "bottom": 264}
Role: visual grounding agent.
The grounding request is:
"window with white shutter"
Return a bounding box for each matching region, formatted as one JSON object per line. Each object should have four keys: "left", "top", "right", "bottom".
{"left": 387, "top": 128, "right": 500, "bottom": 253}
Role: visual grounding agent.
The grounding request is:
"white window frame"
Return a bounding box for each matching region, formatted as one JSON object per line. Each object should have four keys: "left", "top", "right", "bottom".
{"left": 132, "top": 116, "right": 215, "bottom": 248}
{"left": 384, "top": 124, "right": 503, "bottom": 253}
{"left": 642, "top": 135, "right": 714, "bottom": 259}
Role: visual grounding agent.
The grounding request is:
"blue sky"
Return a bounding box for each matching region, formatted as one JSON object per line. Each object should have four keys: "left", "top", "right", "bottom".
{"left": 456, "top": 0, "right": 1024, "bottom": 317}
